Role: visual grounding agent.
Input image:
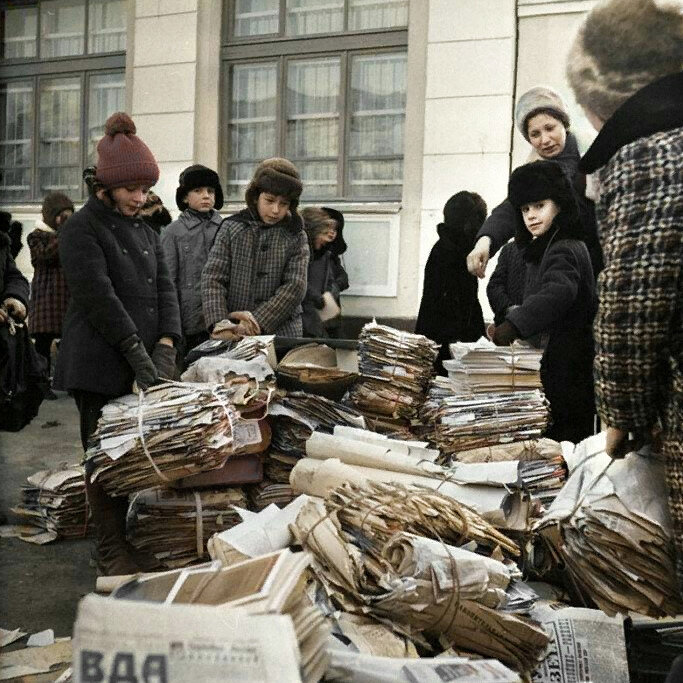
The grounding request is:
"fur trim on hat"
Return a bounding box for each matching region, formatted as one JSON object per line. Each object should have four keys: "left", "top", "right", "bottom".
{"left": 95, "top": 112, "right": 160, "bottom": 189}
{"left": 515, "top": 86, "right": 571, "bottom": 140}
{"left": 508, "top": 161, "right": 582, "bottom": 246}
{"left": 175, "top": 164, "right": 224, "bottom": 210}
{"left": 41, "top": 191, "right": 74, "bottom": 229}
{"left": 567, "top": 0, "right": 683, "bottom": 123}
{"left": 245, "top": 158, "right": 303, "bottom": 213}
{"left": 321, "top": 206, "right": 347, "bottom": 255}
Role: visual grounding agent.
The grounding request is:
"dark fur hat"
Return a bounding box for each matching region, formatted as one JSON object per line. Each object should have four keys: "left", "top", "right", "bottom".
{"left": 438, "top": 191, "right": 487, "bottom": 250}
{"left": 42, "top": 191, "right": 74, "bottom": 229}
{"left": 321, "top": 206, "right": 347, "bottom": 255}
{"left": 176, "top": 164, "right": 224, "bottom": 211}
{"left": 508, "top": 160, "right": 582, "bottom": 245}
{"left": 245, "top": 158, "right": 303, "bottom": 214}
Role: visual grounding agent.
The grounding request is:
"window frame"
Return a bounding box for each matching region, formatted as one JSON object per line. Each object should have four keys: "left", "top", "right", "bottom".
{"left": 220, "top": 6, "right": 408, "bottom": 203}
{"left": 0, "top": 0, "right": 125, "bottom": 202}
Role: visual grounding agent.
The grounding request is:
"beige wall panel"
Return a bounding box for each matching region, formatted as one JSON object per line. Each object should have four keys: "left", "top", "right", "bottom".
{"left": 132, "top": 63, "right": 196, "bottom": 114}
{"left": 425, "top": 38, "right": 514, "bottom": 99}
{"left": 134, "top": 13, "right": 197, "bottom": 66}
{"left": 154, "top": 162, "right": 192, "bottom": 212}
{"left": 423, "top": 96, "right": 512, "bottom": 155}
{"left": 428, "top": 0, "right": 515, "bottom": 42}
{"left": 134, "top": 112, "right": 195, "bottom": 162}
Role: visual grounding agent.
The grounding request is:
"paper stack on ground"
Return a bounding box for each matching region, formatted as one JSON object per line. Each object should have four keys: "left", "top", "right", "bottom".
{"left": 10, "top": 464, "right": 88, "bottom": 542}
{"left": 85, "top": 382, "right": 267, "bottom": 496}
{"left": 346, "top": 322, "right": 438, "bottom": 435}
{"left": 127, "top": 486, "right": 247, "bottom": 568}
{"left": 444, "top": 339, "right": 543, "bottom": 394}
{"left": 535, "top": 433, "right": 683, "bottom": 618}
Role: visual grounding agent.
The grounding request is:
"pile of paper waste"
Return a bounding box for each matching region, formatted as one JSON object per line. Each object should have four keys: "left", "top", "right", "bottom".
{"left": 443, "top": 339, "right": 543, "bottom": 394}
{"left": 127, "top": 486, "right": 247, "bottom": 568}
{"left": 535, "top": 433, "right": 683, "bottom": 618}
{"left": 10, "top": 464, "right": 88, "bottom": 542}
{"left": 85, "top": 382, "right": 272, "bottom": 496}
{"left": 346, "top": 322, "right": 438, "bottom": 435}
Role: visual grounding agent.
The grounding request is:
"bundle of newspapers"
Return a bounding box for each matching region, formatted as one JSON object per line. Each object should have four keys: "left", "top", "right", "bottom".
{"left": 292, "top": 481, "right": 549, "bottom": 674}
{"left": 444, "top": 339, "right": 543, "bottom": 394}
{"left": 426, "top": 391, "right": 550, "bottom": 457}
{"left": 536, "top": 434, "right": 683, "bottom": 618}
{"left": 127, "top": 486, "right": 247, "bottom": 568}
{"left": 85, "top": 383, "right": 257, "bottom": 497}
{"left": 347, "top": 322, "right": 438, "bottom": 432}
{"left": 11, "top": 464, "right": 88, "bottom": 541}
{"left": 247, "top": 478, "right": 296, "bottom": 510}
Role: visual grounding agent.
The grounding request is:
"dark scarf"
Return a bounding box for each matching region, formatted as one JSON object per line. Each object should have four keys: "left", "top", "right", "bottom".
{"left": 580, "top": 72, "right": 683, "bottom": 173}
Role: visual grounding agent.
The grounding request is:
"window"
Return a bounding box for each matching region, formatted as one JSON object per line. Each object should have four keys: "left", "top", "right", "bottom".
{"left": 0, "top": 0, "right": 126, "bottom": 202}
{"left": 223, "top": 0, "right": 408, "bottom": 202}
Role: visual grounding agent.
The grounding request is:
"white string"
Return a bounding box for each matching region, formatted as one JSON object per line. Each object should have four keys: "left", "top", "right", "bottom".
{"left": 211, "top": 386, "right": 237, "bottom": 451}
{"left": 137, "top": 389, "right": 169, "bottom": 482}
{"left": 193, "top": 491, "right": 204, "bottom": 558}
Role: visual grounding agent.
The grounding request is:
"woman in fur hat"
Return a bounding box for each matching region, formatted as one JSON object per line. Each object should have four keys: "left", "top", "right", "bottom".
{"left": 489, "top": 160, "right": 597, "bottom": 443}
{"left": 300, "top": 206, "right": 349, "bottom": 338}
{"left": 566, "top": 0, "right": 683, "bottom": 584}
{"left": 201, "top": 157, "right": 309, "bottom": 338}
{"left": 54, "top": 112, "right": 181, "bottom": 576}
{"left": 467, "top": 86, "right": 603, "bottom": 280}
{"left": 161, "top": 164, "right": 225, "bottom": 355}
{"left": 416, "top": 191, "right": 487, "bottom": 374}
{"left": 27, "top": 192, "right": 74, "bottom": 389}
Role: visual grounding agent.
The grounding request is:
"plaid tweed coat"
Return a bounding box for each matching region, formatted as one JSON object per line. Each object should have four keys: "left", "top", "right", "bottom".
{"left": 27, "top": 222, "right": 69, "bottom": 335}
{"left": 201, "top": 208, "right": 309, "bottom": 337}
{"left": 580, "top": 72, "right": 683, "bottom": 585}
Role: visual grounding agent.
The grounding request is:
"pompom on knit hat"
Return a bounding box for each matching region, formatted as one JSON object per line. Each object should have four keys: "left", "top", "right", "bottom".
{"left": 245, "top": 157, "right": 303, "bottom": 214}
{"left": 41, "top": 191, "right": 74, "bottom": 229}
{"left": 175, "top": 164, "right": 224, "bottom": 211}
{"left": 567, "top": 0, "right": 683, "bottom": 123}
{"left": 515, "top": 86, "right": 571, "bottom": 140}
{"left": 95, "top": 112, "right": 159, "bottom": 189}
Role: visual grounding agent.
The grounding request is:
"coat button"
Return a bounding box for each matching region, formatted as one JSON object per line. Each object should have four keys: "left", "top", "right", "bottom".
{"left": 143, "top": 249, "right": 149, "bottom": 255}
{"left": 184, "top": 246, "right": 190, "bottom": 251}
{"left": 261, "top": 244, "right": 268, "bottom": 252}
{"left": 122, "top": 248, "right": 128, "bottom": 254}
{"left": 147, "top": 277, "right": 153, "bottom": 283}
{"left": 257, "top": 271, "right": 267, "bottom": 277}
{"left": 148, "top": 306, "right": 154, "bottom": 313}
{"left": 133, "top": 222, "right": 139, "bottom": 228}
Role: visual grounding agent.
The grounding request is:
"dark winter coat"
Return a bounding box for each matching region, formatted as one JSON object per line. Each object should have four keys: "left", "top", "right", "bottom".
{"left": 579, "top": 73, "right": 682, "bottom": 582}
{"left": 201, "top": 208, "right": 309, "bottom": 337}
{"left": 27, "top": 223, "right": 70, "bottom": 335}
{"left": 486, "top": 241, "right": 526, "bottom": 326}
{"left": 477, "top": 133, "right": 604, "bottom": 277}
{"left": 416, "top": 224, "right": 485, "bottom": 373}
{"left": 302, "top": 247, "right": 349, "bottom": 338}
{"left": 161, "top": 208, "right": 223, "bottom": 336}
{"left": 0, "top": 232, "right": 29, "bottom": 307}
{"left": 54, "top": 196, "right": 181, "bottom": 397}
{"left": 506, "top": 211, "right": 597, "bottom": 443}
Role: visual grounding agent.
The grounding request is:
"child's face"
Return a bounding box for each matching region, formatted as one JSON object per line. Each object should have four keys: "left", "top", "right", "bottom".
{"left": 257, "top": 192, "right": 290, "bottom": 225}
{"left": 313, "top": 225, "right": 337, "bottom": 250}
{"left": 185, "top": 186, "right": 216, "bottom": 212}
{"left": 521, "top": 198, "right": 560, "bottom": 239}
{"left": 55, "top": 208, "right": 73, "bottom": 228}
{"left": 110, "top": 185, "right": 150, "bottom": 217}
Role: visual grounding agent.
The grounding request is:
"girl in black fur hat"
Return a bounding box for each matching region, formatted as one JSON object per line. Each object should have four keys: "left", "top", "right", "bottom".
{"left": 415, "top": 191, "right": 487, "bottom": 375}
{"left": 489, "top": 160, "right": 597, "bottom": 443}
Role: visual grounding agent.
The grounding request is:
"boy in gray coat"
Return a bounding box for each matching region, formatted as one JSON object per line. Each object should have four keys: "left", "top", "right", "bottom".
{"left": 161, "top": 165, "right": 224, "bottom": 353}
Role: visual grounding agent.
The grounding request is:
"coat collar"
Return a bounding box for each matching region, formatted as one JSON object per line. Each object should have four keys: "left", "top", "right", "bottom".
{"left": 180, "top": 208, "right": 223, "bottom": 230}
{"left": 580, "top": 72, "right": 683, "bottom": 174}
{"left": 84, "top": 195, "right": 142, "bottom": 228}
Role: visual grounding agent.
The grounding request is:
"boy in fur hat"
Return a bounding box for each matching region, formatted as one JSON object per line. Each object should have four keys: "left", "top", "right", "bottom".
{"left": 566, "top": 0, "right": 683, "bottom": 591}
{"left": 202, "top": 157, "right": 309, "bottom": 338}
{"left": 27, "top": 192, "right": 74, "bottom": 389}
{"left": 161, "top": 164, "right": 225, "bottom": 354}
{"left": 489, "top": 160, "right": 597, "bottom": 443}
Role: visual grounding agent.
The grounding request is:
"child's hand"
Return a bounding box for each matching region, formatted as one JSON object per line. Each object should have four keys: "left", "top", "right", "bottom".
{"left": 229, "top": 311, "right": 260, "bottom": 335}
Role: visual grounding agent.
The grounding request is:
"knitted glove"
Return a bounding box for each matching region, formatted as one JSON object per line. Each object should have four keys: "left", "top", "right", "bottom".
{"left": 151, "top": 342, "right": 177, "bottom": 380}
{"left": 120, "top": 334, "right": 160, "bottom": 391}
{"left": 313, "top": 295, "right": 324, "bottom": 310}
{"left": 491, "top": 320, "right": 519, "bottom": 346}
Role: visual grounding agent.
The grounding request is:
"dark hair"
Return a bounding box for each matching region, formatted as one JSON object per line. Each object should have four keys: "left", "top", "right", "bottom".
{"left": 524, "top": 107, "right": 570, "bottom": 137}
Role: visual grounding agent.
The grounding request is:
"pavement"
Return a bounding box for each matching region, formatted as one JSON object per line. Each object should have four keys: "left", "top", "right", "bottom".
{"left": 0, "top": 392, "right": 96, "bottom": 639}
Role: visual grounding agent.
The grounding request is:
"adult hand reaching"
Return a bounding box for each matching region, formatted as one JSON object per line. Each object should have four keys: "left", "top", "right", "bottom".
{"left": 467, "top": 236, "right": 491, "bottom": 279}
{"left": 229, "top": 311, "right": 261, "bottom": 336}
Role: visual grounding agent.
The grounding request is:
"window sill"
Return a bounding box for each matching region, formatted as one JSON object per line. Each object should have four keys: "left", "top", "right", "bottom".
{"left": 220, "top": 201, "right": 402, "bottom": 216}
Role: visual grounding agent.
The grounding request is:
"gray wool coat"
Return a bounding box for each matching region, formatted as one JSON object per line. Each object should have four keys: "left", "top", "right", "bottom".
{"left": 160, "top": 208, "right": 223, "bottom": 336}
{"left": 54, "top": 196, "right": 181, "bottom": 397}
{"left": 201, "top": 208, "right": 309, "bottom": 337}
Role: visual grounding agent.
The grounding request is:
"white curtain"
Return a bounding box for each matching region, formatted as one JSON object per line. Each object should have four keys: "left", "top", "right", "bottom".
{"left": 234, "top": 0, "right": 279, "bottom": 37}
{"left": 88, "top": 0, "right": 126, "bottom": 54}
{"left": 40, "top": 0, "right": 85, "bottom": 58}
{"left": 88, "top": 73, "right": 125, "bottom": 161}
{"left": 3, "top": 7, "right": 37, "bottom": 59}
{"left": 0, "top": 81, "right": 34, "bottom": 201}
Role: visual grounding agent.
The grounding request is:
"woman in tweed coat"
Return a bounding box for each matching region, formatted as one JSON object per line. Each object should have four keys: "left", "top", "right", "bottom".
{"left": 567, "top": 0, "right": 682, "bottom": 583}
{"left": 202, "top": 158, "right": 309, "bottom": 339}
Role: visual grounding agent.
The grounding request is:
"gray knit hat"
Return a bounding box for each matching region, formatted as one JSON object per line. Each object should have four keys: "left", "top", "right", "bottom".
{"left": 515, "top": 86, "right": 571, "bottom": 140}
{"left": 567, "top": 0, "right": 683, "bottom": 123}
